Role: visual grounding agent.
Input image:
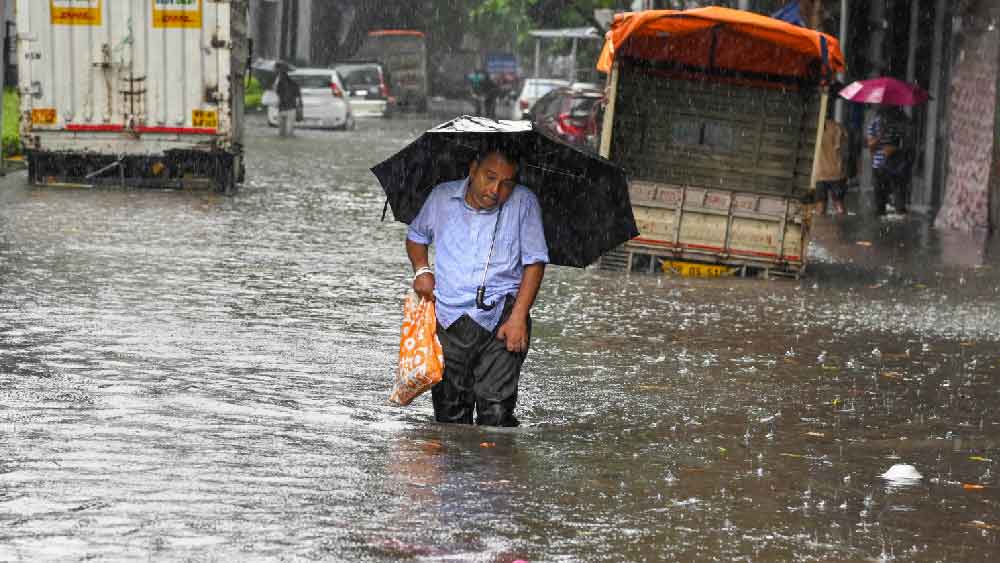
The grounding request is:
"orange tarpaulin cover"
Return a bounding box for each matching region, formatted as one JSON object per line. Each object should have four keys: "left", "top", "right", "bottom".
{"left": 597, "top": 7, "right": 845, "bottom": 80}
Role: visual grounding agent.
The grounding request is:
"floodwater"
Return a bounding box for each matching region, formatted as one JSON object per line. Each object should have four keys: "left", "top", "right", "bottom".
{"left": 2, "top": 114, "right": 1000, "bottom": 562}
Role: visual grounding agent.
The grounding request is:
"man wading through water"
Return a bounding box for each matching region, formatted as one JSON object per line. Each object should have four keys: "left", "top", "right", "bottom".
{"left": 405, "top": 146, "right": 548, "bottom": 426}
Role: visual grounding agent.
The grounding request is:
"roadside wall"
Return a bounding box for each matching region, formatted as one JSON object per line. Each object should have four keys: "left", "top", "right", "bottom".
{"left": 935, "top": 11, "right": 1000, "bottom": 231}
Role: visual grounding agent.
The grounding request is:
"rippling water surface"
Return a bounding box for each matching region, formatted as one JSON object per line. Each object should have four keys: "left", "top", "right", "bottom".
{"left": 2, "top": 115, "right": 1000, "bottom": 561}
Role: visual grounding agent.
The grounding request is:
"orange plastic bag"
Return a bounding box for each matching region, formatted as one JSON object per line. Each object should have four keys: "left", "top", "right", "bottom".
{"left": 389, "top": 292, "right": 444, "bottom": 406}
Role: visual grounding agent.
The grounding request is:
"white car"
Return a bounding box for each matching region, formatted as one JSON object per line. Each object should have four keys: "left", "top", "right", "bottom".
{"left": 511, "top": 78, "right": 570, "bottom": 120}
{"left": 266, "top": 68, "right": 355, "bottom": 130}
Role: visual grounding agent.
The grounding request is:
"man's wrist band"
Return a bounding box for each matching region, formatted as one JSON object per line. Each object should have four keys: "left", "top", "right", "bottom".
{"left": 413, "top": 267, "right": 434, "bottom": 280}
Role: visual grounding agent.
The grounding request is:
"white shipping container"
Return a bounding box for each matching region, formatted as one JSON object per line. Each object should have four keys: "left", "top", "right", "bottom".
{"left": 17, "top": 0, "right": 248, "bottom": 192}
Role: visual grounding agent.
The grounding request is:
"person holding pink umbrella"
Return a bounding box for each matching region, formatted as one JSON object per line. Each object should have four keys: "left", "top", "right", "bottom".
{"left": 839, "top": 77, "right": 929, "bottom": 106}
{"left": 840, "top": 77, "right": 927, "bottom": 216}
{"left": 866, "top": 105, "right": 912, "bottom": 215}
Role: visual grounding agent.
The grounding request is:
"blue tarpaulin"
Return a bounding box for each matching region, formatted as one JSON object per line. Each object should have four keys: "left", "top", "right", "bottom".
{"left": 771, "top": 1, "right": 805, "bottom": 27}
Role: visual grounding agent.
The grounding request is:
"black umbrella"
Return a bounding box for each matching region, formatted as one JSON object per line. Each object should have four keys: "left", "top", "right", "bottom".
{"left": 371, "top": 116, "right": 638, "bottom": 268}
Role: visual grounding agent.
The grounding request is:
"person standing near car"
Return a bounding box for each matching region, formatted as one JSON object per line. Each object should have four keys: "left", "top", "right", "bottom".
{"left": 275, "top": 65, "right": 301, "bottom": 137}
{"left": 405, "top": 146, "right": 548, "bottom": 427}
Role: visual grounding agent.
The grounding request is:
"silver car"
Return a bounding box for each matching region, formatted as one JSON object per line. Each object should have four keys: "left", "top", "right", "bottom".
{"left": 266, "top": 68, "right": 355, "bottom": 130}
{"left": 335, "top": 62, "right": 390, "bottom": 118}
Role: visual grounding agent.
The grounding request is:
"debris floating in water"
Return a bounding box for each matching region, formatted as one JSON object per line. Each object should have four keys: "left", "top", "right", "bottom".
{"left": 880, "top": 464, "right": 923, "bottom": 483}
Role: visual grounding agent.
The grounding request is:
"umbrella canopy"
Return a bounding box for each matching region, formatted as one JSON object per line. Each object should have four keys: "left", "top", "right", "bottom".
{"left": 371, "top": 116, "right": 639, "bottom": 268}
{"left": 838, "top": 77, "right": 929, "bottom": 106}
{"left": 597, "top": 6, "right": 845, "bottom": 82}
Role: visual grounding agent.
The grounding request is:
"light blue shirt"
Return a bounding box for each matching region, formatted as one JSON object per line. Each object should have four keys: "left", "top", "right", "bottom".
{"left": 407, "top": 178, "right": 549, "bottom": 331}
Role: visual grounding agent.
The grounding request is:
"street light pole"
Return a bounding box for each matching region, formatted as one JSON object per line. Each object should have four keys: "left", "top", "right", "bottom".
{"left": 835, "top": 0, "right": 848, "bottom": 123}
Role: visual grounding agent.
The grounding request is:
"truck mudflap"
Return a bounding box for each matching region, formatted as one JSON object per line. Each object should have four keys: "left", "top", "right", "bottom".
{"left": 26, "top": 149, "right": 243, "bottom": 194}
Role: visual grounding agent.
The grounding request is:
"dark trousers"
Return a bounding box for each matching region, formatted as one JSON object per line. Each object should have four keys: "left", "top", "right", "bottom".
{"left": 431, "top": 298, "right": 529, "bottom": 427}
{"left": 873, "top": 168, "right": 908, "bottom": 214}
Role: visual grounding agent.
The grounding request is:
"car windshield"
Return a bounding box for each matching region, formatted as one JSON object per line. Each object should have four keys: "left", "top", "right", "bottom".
{"left": 569, "top": 96, "right": 600, "bottom": 118}
{"left": 290, "top": 74, "right": 332, "bottom": 89}
{"left": 339, "top": 67, "right": 381, "bottom": 89}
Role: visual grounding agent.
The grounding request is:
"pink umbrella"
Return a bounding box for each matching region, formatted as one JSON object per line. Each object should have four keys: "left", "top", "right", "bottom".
{"left": 838, "top": 77, "right": 930, "bottom": 106}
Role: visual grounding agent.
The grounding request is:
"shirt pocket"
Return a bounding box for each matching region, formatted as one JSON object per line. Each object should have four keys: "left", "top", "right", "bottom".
{"left": 490, "top": 228, "right": 518, "bottom": 268}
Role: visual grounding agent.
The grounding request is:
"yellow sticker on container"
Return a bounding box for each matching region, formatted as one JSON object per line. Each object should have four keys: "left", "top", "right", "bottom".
{"left": 51, "top": 0, "right": 102, "bottom": 26}
{"left": 31, "top": 108, "right": 57, "bottom": 126}
{"left": 153, "top": 0, "right": 202, "bottom": 29}
{"left": 192, "top": 109, "right": 218, "bottom": 129}
{"left": 661, "top": 260, "right": 737, "bottom": 278}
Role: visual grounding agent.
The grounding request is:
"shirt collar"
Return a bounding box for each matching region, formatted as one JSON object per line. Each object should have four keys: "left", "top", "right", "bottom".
{"left": 448, "top": 177, "right": 470, "bottom": 200}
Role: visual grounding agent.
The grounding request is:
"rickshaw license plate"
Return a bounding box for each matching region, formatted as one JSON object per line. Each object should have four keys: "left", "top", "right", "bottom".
{"left": 32, "top": 108, "right": 57, "bottom": 125}
{"left": 192, "top": 110, "right": 218, "bottom": 128}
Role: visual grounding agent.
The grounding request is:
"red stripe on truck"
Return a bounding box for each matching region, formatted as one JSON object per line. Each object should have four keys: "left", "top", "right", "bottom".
{"left": 136, "top": 126, "right": 217, "bottom": 135}
{"left": 63, "top": 124, "right": 216, "bottom": 135}
{"left": 65, "top": 124, "right": 125, "bottom": 132}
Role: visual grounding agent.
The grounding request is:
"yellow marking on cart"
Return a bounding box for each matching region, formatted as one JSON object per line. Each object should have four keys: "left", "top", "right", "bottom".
{"left": 661, "top": 260, "right": 737, "bottom": 278}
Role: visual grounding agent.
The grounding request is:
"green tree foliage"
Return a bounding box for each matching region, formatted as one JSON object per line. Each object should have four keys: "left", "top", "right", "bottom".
{"left": 3, "top": 88, "right": 20, "bottom": 157}
{"left": 468, "top": 0, "right": 620, "bottom": 50}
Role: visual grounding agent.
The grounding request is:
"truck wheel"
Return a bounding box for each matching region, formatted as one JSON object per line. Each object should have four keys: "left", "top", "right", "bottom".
{"left": 27, "top": 155, "right": 37, "bottom": 184}
{"left": 215, "top": 155, "right": 237, "bottom": 195}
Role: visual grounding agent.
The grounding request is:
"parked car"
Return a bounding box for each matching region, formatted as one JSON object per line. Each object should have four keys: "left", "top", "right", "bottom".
{"left": 266, "top": 68, "right": 355, "bottom": 130}
{"left": 334, "top": 62, "right": 389, "bottom": 118}
{"left": 525, "top": 86, "right": 604, "bottom": 152}
{"left": 511, "top": 78, "right": 570, "bottom": 120}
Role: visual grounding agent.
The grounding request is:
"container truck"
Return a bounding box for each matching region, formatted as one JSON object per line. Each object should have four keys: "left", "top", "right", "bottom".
{"left": 595, "top": 7, "right": 845, "bottom": 277}
{"left": 17, "top": 0, "right": 249, "bottom": 192}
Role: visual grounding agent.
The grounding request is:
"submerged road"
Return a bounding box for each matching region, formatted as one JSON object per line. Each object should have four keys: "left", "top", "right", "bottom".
{"left": 2, "top": 114, "right": 1000, "bottom": 561}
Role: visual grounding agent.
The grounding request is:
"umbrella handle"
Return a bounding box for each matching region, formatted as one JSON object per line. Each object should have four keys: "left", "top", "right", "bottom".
{"left": 476, "top": 204, "right": 504, "bottom": 311}
{"left": 476, "top": 285, "right": 496, "bottom": 311}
